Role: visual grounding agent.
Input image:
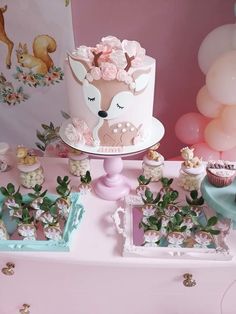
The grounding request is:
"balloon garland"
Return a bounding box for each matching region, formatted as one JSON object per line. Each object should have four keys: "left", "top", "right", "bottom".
{"left": 175, "top": 5, "right": 236, "bottom": 161}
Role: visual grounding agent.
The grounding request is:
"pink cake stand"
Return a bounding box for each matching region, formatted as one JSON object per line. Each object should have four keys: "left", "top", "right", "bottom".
{"left": 60, "top": 117, "right": 165, "bottom": 201}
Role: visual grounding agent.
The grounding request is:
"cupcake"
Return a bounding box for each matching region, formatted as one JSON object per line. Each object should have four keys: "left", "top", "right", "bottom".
{"left": 206, "top": 160, "right": 236, "bottom": 187}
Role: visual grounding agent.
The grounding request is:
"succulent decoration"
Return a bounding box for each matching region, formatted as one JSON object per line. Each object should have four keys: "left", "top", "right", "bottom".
{"left": 78, "top": 171, "right": 92, "bottom": 194}
{"left": 139, "top": 182, "right": 221, "bottom": 248}
{"left": 0, "top": 176, "right": 73, "bottom": 241}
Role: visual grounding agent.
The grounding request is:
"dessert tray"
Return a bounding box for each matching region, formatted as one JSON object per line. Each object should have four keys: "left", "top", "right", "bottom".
{"left": 0, "top": 192, "right": 84, "bottom": 252}
{"left": 112, "top": 194, "right": 232, "bottom": 261}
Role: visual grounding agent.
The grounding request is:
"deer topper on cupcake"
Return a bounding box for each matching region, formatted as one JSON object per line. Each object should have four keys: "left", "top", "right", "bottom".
{"left": 67, "top": 36, "right": 151, "bottom": 147}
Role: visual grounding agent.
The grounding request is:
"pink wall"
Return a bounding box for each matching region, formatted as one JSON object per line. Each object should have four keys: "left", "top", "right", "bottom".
{"left": 71, "top": 0, "right": 235, "bottom": 159}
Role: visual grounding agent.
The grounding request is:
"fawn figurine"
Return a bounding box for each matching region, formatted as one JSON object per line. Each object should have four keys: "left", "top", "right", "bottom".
{"left": 16, "top": 35, "right": 57, "bottom": 75}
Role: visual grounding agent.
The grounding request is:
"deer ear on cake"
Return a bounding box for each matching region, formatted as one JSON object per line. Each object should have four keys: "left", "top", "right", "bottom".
{"left": 67, "top": 53, "right": 89, "bottom": 84}
{"left": 132, "top": 68, "right": 151, "bottom": 94}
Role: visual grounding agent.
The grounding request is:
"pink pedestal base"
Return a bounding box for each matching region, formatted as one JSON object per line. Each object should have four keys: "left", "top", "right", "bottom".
{"left": 93, "top": 157, "right": 131, "bottom": 201}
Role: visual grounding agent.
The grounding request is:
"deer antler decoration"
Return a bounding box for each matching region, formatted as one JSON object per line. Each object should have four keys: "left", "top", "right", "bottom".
{"left": 124, "top": 53, "right": 135, "bottom": 72}
{"left": 92, "top": 51, "right": 103, "bottom": 67}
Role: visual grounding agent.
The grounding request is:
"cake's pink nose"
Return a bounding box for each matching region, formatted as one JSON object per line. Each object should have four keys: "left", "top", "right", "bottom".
{"left": 98, "top": 110, "right": 108, "bottom": 118}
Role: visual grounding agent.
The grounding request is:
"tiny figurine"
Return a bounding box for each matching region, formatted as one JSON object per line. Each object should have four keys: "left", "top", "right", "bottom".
{"left": 179, "top": 147, "right": 205, "bottom": 191}
{"left": 68, "top": 149, "right": 90, "bottom": 177}
{"left": 16, "top": 146, "right": 44, "bottom": 188}
{"left": 142, "top": 143, "right": 164, "bottom": 182}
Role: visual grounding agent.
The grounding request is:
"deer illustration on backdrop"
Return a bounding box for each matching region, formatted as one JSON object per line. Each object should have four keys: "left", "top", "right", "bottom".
{"left": 67, "top": 36, "right": 151, "bottom": 147}
{"left": 0, "top": 5, "right": 14, "bottom": 69}
{"left": 16, "top": 35, "right": 57, "bottom": 75}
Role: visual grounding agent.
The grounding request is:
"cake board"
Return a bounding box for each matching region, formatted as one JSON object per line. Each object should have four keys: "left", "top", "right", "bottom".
{"left": 60, "top": 117, "right": 165, "bottom": 201}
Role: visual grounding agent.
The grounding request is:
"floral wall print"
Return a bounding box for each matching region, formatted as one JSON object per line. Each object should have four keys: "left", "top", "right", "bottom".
{"left": 14, "top": 35, "right": 64, "bottom": 88}
{"left": 0, "top": 0, "right": 74, "bottom": 148}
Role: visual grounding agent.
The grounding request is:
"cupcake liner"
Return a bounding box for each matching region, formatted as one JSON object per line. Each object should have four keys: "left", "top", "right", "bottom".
{"left": 206, "top": 169, "right": 234, "bottom": 187}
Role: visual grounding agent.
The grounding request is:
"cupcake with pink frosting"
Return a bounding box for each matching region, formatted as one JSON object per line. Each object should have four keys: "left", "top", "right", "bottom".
{"left": 206, "top": 160, "right": 236, "bottom": 187}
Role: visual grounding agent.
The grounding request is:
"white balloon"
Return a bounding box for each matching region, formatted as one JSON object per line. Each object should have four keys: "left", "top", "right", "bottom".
{"left": 196, "top": 85, "right": 223, "bottom": 118}
{"left": 198, "top": 24, "right": 236, "bottom": 74}
{"left": 206, "top": 50, "right": 236, "bottom": 105}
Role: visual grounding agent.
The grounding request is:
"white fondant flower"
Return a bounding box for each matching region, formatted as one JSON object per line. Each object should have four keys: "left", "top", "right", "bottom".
{"left": 122, "top": 40, "right": 146, "bottom": 67}
{"left": 101, "top": 36, "right": 122, "bottom": 49}
{"left": 116, "top": 69, "right": 129, "bottom": 81}
{"left": 90, "top": 67, "right": 102, "bottom": 80}
{"left": 75, "top": 45, "right": 93, "bottom": 62}
{"left": 110, "top": 50, "right": 127, "bottom": 69}
{"left": 100, "top": 62, "right": 117, "bottom": 80}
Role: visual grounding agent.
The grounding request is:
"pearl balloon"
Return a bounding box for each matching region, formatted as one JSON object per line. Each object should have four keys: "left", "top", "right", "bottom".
{"left": 220, "top": 106, "right": 236, "bottom": 134}
{"left": 206, "top": 51, "right": 236, "bottom": 105}
{"left": 196, "top": 85, "right": 223, "bottom": 118}
{"left": 204, "top": 119, "right": 236, "bottom": 151}
{"left": 175, "top": 112, "right": 209, "bottom": 144}
{"left": 198, "top": 24, "right": 236, "bottom": 74}
{"left": 191, "top": 142, "right": 221, "bottom": 161}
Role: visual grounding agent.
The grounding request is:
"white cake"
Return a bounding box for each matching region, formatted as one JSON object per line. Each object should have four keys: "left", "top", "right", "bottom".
{"left": 63, "top": 36, "right": 158, "bottom": 149}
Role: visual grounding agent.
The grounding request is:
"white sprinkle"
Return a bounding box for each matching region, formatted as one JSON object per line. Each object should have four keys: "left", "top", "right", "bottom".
{"left": 126, "top": 122, "right": 130, "bottom": 127}
{"left": 130, "top": 127, "right": 135, "bottom": 131}
{"left": 122, "top": 128, "right": 126, "bottom": 133}
{"left": 117, "top": 123, "right": 122, "bottom": 128}
{"left": 113, "top": 129, "right": 118, "bottom": 133}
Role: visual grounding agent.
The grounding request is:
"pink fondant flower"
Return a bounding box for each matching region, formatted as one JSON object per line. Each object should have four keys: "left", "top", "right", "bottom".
{"left": 122, "top": 40, "right": 146, "bottom": 67}
{"left": 71, "top": 119, "right": 94, "bottom": 146}
{"left": 90, "top": 67, "right": 102, "bottom": 80}
{"left": 100, "top": 62, "right": 117, "bottom": 80}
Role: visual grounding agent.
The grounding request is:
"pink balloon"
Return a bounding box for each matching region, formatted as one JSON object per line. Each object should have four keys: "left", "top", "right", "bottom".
{"left": 175, "top": 112, "right": 209, "bottom": 144}
{"left": 191, "top": 142, "right": 221, "bottom": 161}
{"left": 204, "top": 119, "right": 236, "bottom": 151}
{"left": 221, "top": 146, "right": 236, "bottom": 161}
{"left": 220, "top": 106, "right": 236, "bottom": 134}
{"left": 198, "top": 24, "right": 236, "bottom": 74}
{"left": 206, "top": 51, "right": 236, "bottom": 105}
{"left": 196, "top": 85, "right": 223, "bottom": 118}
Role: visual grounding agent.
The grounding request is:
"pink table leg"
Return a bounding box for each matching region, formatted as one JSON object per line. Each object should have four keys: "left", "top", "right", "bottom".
{"left": 94, "top": 156, "right": 131, "bottom": 201}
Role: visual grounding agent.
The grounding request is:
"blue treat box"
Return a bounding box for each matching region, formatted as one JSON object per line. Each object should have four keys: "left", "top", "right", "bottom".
{"left": 0, "top": 192, "right": 84, "bottom": 252}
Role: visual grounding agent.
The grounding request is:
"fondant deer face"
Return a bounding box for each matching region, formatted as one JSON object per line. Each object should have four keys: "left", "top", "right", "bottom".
{"left": 68, "top": 54, "right": 151, "bottom": 120}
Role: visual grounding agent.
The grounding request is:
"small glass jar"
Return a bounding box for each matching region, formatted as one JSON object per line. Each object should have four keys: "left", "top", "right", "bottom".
{"left": 142, "top": 154, "right": 164, "bottom": 182}
{"left": 0, "top": 142, "right": 10, "bottom": 172}
{"left": 68, "top": 152, "right": 90, "bottom": 177}
{"left": 179, "top": 163, "right": 205, "bottom": 191}
{"left": 17, "top": 162, "right": 44, "bottom": 188}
